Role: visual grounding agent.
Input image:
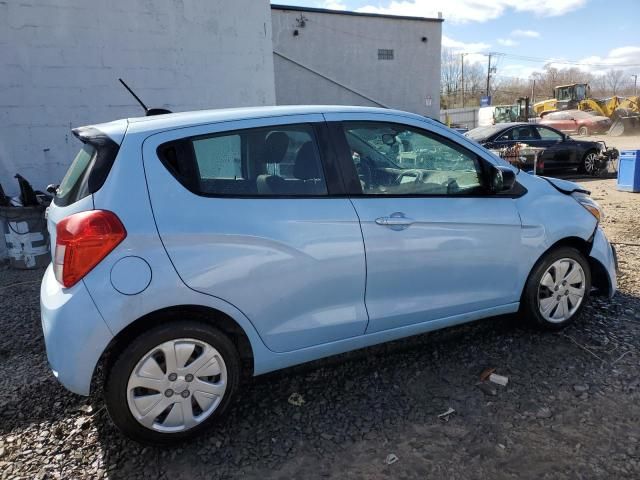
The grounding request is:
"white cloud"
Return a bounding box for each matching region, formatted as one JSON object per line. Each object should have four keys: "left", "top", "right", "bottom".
{"left": 321, "top": 0, "right": 346, "bottom": 9}
{"left": 498, "top": 63, "right": 539, "bottom": 79}
{"left": 497, "top": 38, "right": 519, "bottom": 47}
{"left": 356, "top": 0, "right": 586, "bottom": 24}
{"left": 545, "top": 46, "right": 640, "bottom": 74}
{"left": 442, "top": 36, "right": 489, "bottom": 66}
{"left": 442, "top": 35, "right": 490, "bottom": 53}
{"left": 511, "top": 29, "right": 540, "bottom": 38}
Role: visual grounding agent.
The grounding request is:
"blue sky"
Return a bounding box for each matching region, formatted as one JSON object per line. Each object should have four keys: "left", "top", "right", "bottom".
{"left": 272, "top": 0, "right": 640, "bottom": 84}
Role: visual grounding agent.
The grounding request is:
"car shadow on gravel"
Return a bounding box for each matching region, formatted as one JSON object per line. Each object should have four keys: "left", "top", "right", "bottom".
{"left": 88, "top": 290, "right": 640, "bottom": 479}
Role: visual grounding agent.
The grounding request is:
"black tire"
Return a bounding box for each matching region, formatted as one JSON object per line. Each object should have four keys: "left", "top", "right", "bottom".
{"left": 104, "top": 319, "right": 240, "bottom": 445}
{"left": 578, "top": 126, "right": 589, "bottom": 136}
{"left": 578, "top": 150, "right": 598, "bottom": 174}
{"left": 520, "top": 247, "right": 591, "bottom": 330}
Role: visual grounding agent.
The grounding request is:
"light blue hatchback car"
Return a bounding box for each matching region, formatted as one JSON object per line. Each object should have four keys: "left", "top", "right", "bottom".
{"left": 41, "top": 106, "right": 617, "bottom": 443}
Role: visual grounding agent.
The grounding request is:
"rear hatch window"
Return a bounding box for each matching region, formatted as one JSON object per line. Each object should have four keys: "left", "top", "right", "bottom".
{"left": 54, "top": 127, "right": 120, "bottom": 207}
{"left": 55, "top": 144, "right": 97, "bottom": 206}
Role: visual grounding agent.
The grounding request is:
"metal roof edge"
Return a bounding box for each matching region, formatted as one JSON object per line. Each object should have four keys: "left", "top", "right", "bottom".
{"left": 270, "top": 4, "right": 444, "bottom": 23}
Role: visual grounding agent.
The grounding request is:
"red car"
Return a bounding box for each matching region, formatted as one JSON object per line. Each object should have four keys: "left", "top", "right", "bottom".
{"left": 540, "top": 109, "right": 611, "bottom": 136}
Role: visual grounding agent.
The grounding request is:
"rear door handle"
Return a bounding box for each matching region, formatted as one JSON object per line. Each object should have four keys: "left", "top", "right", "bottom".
{"left": 375, "top": 213, "right": 415, "bottom": 229}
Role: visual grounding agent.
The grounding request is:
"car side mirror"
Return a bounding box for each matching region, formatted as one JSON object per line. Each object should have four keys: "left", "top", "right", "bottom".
{"left": 489, "top": 165, "right": 516, "bottom": 193}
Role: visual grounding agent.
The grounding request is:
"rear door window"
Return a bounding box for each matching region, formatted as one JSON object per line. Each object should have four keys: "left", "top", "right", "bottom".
{"left": 158, "top": 124, "right": 328, "bottom": 197}
{"left": 497, "top": 126, "right": 538, "bottom": 142}
{"left": 193, "top": 135, "right": 242, "bottom": 179}
{"left": 536, "top": 126, "right": 564, "bottom": 141}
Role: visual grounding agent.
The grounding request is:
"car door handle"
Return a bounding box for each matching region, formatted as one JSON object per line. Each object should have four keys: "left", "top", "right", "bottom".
{"left": 375, "top": 214, "right": 415, "bottom": 227}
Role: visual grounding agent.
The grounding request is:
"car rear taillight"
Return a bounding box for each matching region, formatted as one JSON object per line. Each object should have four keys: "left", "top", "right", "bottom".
{"left": 54, "top": 210, "right": 126, "bottom": 288}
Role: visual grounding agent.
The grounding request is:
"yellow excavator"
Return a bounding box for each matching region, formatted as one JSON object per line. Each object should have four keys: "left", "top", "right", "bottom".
{"left": 533, "top": 83, "right": 640, "bottom": 136}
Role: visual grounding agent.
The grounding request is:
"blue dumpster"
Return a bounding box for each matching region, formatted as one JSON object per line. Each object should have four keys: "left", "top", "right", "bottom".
{"left": 617, "top": 150, "right": 640, "bottom": 192}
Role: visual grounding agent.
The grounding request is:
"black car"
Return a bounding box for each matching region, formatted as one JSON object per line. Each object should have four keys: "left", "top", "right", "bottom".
{"left": 465, "top": 123, "right": 604, "bottom": 174}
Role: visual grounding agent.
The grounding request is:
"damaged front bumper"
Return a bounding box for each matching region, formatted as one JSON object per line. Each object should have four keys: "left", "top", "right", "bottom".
{"left": 590, "top": 227, "right": 617, "bottom": 298}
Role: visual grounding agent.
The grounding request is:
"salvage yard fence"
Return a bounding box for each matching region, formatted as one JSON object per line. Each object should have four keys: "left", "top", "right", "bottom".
{"left": 439, "top": 107, "right": 479, "bottom": 130}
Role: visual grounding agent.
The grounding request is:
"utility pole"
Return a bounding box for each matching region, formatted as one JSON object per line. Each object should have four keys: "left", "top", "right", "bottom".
{"left": 461, "top": 53, "right": 467, "bottom": 107}
{"left": 531, "top": 79, "right": 536, "bottom": 104}
{"left": 485, "top": 53, "right": 492, "bottom": 97}
{"left": 632, "top": 74, "right": 638, "bottom": 96}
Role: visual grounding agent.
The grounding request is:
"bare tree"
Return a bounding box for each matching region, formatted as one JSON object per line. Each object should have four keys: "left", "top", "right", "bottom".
{"left": 605, "top": 69, "right": 625, "bottom": 95}
{"left": 464, "top": 62, "right": 485, "bottom": 98}
{"left": 440, "top": 48, "right": 461, "bottom": 109}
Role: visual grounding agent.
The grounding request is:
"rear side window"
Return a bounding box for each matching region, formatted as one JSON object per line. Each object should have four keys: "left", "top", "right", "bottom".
{"left": 157, "top": 124, "right": 328, "bottom": 197}
{"left": 54, "top": 128, "right": 120, "bottom": 207}
{"left": 56, "top": 144, "right": 96, "bottom": 205}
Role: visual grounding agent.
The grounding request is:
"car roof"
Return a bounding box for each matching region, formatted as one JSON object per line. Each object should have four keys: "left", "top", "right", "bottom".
{"left": 87, "top": 105, "right": 428, "bottom": 141}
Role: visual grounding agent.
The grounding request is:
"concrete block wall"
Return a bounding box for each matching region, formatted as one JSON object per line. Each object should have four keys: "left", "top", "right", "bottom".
{"left": 0, "top": 0, "right": 276, "bottom": 195}
{"left": 271, "top": 6, "right": 442, "bottom": 119}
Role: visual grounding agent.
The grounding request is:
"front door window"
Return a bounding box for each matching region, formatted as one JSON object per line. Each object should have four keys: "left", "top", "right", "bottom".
{"left": 342, "top": 122, "right": 485, "bottom": 196}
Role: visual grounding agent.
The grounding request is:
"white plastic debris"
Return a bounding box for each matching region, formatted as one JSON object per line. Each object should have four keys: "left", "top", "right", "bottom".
{"left": 437, "top": 407, "right": 456, "bottom": 421}
{"left": 287, "top": 392, "right": 305, "bottom": 406}
{"left": 385, "top": 453, "right": 399, "bottom": 465}
{"left": 489, "top": 373, "right": 509, "bottom": 386}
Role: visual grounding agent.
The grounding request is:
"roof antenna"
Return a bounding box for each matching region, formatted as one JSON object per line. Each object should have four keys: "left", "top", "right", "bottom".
{"left": 118, "top": 78, "right": 172, "bottom": 116}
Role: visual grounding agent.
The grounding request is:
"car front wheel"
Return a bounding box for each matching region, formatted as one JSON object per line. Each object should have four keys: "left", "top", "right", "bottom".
{"left": 579, "top": 151, "right": 599, "bottom": 175}
{"left": 104, "top": 319, "right": 240, "bottom": 444}
{"left": 521, "top": 247, "right": 591, "bottom": 330}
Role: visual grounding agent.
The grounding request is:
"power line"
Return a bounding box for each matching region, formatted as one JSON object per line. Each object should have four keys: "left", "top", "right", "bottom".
{"left": 452, "top": 51, "right": 640, "bottom": 68}
{"left": 492, "top": 52, "right": 640, "bottom": 68}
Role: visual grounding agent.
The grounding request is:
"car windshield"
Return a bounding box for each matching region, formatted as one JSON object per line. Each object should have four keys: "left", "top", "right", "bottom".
{"left": 465, "top": 125, "right": 503, "bottom": 141}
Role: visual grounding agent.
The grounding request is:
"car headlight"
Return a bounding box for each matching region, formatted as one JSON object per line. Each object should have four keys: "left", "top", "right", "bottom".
{"left": 572, "top": 191, "right": 604, "bottom": 222}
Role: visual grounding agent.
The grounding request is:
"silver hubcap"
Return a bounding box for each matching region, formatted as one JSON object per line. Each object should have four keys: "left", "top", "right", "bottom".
{"left": 584, "top": 153, "right": 598, "bottom": 173}
{"left": 127, "top": 338, "right": 227, "bottom": 433}
{"left": 538, "top": 258, "right": 586, "bottom": 323}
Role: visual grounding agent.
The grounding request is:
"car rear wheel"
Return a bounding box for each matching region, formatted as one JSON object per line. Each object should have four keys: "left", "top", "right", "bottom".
{"left": 105, "top": 319, "right": 240, "bottom": 444}
{"left": 578, "top": 126, "right": 589, "bottom": 136}
{"left": 520, "top": 247, "right": 591, "bottom": 330}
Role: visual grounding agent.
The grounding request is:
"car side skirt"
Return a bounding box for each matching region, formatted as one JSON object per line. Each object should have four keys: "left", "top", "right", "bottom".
{"left": 251, "top": 302, "right": 519, "bottom": 375}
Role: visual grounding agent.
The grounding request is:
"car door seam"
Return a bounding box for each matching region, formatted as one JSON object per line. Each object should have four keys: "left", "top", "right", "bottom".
{"left": 347, "top": 197, "right": 371, "bottom": 334}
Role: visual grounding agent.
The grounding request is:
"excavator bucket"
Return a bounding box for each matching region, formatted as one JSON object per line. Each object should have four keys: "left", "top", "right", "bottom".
{"left": 609, "top": 109, "right": 640, "bottom": 136}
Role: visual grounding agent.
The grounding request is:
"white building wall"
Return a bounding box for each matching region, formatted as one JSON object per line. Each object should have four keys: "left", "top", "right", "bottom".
{"left": 0, "top": 0, "right": 276, "bottom": 195}
{"left": 271, "top": 6, "right": 441, "bottom": 118}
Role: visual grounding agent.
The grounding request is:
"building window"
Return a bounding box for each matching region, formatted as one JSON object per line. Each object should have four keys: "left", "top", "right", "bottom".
{"left": 377, "top": 49, "right": 394, "bottom": 60}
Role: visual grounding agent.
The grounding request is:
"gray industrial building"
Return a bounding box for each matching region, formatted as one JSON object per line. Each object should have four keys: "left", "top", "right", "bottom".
{"left": 0, "top": 0, "right": 276, "bottom": 195}
{"left": 271, "top": 4, "right": 442, "bottom": 118}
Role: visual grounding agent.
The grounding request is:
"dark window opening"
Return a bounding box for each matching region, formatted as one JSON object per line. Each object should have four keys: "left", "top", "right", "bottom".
{"left": 378, "top": 49, "right": 394, "bottom": 60}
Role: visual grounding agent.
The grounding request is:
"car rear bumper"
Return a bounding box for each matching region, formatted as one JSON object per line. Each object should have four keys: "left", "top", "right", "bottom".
{"left": 40, "top": 264, "right": 113, "bottom": 395}
{"left": 589, "top": 227, "right": 617, "bottom": 298}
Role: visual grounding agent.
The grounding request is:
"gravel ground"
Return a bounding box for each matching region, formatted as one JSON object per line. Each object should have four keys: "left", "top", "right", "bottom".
{"left": 1, "top": 178, "right": 639, "bottom": 479}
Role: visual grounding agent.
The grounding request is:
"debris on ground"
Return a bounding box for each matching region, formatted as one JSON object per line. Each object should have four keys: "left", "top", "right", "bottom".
{"left": 385, "top": 453, "right": 399, "bottom": 465}
{"left": 287, "top": 392, "right": 305, "bottom": 406}
{"left": 477, "top": 382, "right": 498, "bottom": 397}
{"left": 489, "top": 373, "right": 509, "bottom": 387}
{"left": 437, "top": 407, "right": 456, "bottom": 421}
{"left": 479, "top": 367, "right": 496, "bottom": 382}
